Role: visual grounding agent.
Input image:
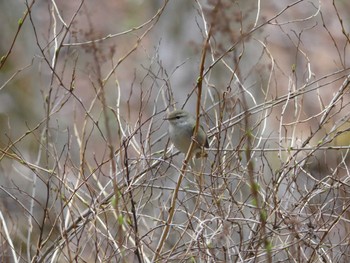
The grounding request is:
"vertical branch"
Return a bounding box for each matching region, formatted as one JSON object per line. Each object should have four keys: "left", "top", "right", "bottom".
{"left": 122, "top": 138, "right": 142, "bottom": 263}
{"left": 241, "top": 87, "right": 272, "bottom": 263}
{"left": 152, "top": 27, "right": 211, "bottom": 262}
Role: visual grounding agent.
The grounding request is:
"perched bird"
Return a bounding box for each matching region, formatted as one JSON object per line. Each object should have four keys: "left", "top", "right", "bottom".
{"left": 165, "top": 109, "right": 209, "bottom": 158}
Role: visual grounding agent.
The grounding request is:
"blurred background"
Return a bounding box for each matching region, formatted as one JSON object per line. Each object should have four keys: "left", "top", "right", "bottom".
{"left": 0, "top": 0, "right": 350, "bottom": 262}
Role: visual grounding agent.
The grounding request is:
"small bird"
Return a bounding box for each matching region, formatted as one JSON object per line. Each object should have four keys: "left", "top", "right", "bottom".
{"left": 165, "top": 109, "right": 209, "bottom": 158}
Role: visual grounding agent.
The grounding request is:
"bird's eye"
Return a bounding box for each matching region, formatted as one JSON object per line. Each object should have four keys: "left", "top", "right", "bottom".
{"left": 176, "top": 116, "right": 181, "bottom": 119}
